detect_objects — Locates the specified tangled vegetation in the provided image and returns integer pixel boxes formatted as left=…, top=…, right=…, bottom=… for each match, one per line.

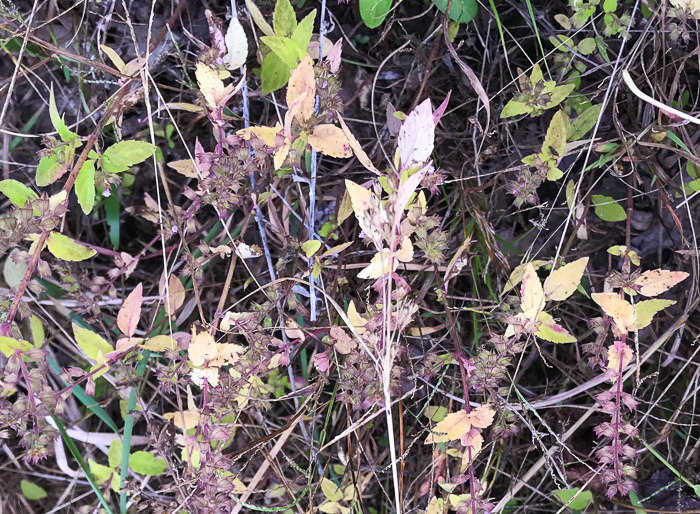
left=0, top=0, right=699, bottom=513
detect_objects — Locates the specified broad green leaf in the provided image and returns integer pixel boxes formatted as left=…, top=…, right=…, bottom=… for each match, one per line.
left=49, top=84, right=77, bottom=142
left=21, top=480, right=47, bottom=501
left=545, top=257, right=588, bottom=301
left=72, top=323, right=113, bottom=361
left=547, top=83, right=576, bottom=111
left=301, top=239, right=322, bottom=258
left=36, top=152, right=67, bottom=187
left=29, top=315, right=45, bottom=348
left=360, top=0, right=393, bottom=28
left=542, top=110, right=567, bottom=162
left=634, top=299, right=675, bottom=330
left=592, top=194, right=627, bottom=221
left=102, top=141, right=156, bottom=174
left=567, top=104, right=602, bottom=142
left=0, top=336, right=32, bottom=357
left=321, top=477, right=344, bottom=502
left=500, top=99, right=530, bottom=118
left=261, top=36, right=303, bottom=68
left=273, top=0, right=297, bottom=37
left=577, top=38, right=596, bottom=55
left=109, top=440, right=123, bottom=469
left=554, top=488, right=592, bottom=510
left=75, top=159, right=96, bottom=214
left=129, top=451, right=167, bottom=475
left=0, top=179, right=38, bottom=207
left=434, top=0, right=478, bottom=23
left=290, top=10, right=316, bottom=52
left=549, top=35, right=575, bottom=52
left=47, top=232, right=97, bottom=261
left=88, top=459, right=114, bottom=484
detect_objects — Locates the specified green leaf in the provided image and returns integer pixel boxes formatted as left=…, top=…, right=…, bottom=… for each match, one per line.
left=47, top=232, right=97, bottom=261
left=567, top=104, right=602, bottom=142
left=101, top=141, right=156, bottom=174
left=75, top=159, right=96, bottom=214
left=49, top=84, right=77, bottom=142
left=36, top=152, right=67, bottom=187
left=578, top=37, right=596, bottom=55
left=554, top=488, right=592, bottom=510
left=603, top=0, right=617, bottom=13
left=635, top=299, right=675, bottom=330
left=273, top=0, right=297, bottom=37
left=291, top=10, right=316, bottom=53
left=29, top=314, right=45, bottom=348
left=301, top=239, right=322, bottom=258
left=500, top=99, right=530, bottom=118
left=541, top=111, right=567, bottom=161
left=547, top=83, right=576, bottom=111
left=592, top=194, right=627, bottom=222
left=21, top=480, right=47, bottom=501
left=549, top=35, right=575, bottom=52
left=72, top=322, right=113, bottom=361
left=423, top=405, right=448, bottom=422
left=320, top=477, right=344, bottom=502
left=261, top=52, right=291, bottom=94
left=261, top=36, right=303, bottom=68
left=0, top=179, right=38, bottom=207
left=0, top=336, right=32, bottom=357
left=105, top=184, right=120, bottom=249
left=89, top=459, right=115, bottom=484
left=109, top=440, right=123, bottom=469
left=536, top=312, right=577, bottom=343
left=360, top=0, right=393, bottom=28
left=129, top=451, right=167, bottom=475
left=434, top=0, right=478, bottom=23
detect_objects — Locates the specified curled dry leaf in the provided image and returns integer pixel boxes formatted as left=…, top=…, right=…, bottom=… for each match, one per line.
left=160, top=274, right=186, bottom=316
left=287, top=55, right=315, bottom=121
left=117, top=283, right=142, bottom=338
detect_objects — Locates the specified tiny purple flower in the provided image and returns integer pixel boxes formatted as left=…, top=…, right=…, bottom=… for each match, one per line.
left=215, top=57, right=224, bottom=65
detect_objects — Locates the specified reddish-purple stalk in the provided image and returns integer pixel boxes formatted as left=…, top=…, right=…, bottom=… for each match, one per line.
left=16, top=350, right=39, bottom=435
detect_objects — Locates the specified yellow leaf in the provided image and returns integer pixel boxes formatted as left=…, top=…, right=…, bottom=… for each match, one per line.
left=591, top=293, right=635, bottom=333
left=520, top=263, right=544, bottom=319
left=460, top=429, right=484, bottom=469
left=425, top=410, right=471, bottom=444
left=545, top=257, right=588, bottom=301
left=358, top=249, right=394, bottom=279
left=394, top=236, right=414, bottom=262
left=167, top=159, right=199, bottom=178
left=606, top=341, right=633, bottom=379
left=142, top=335, right=178, bottom=352
left=287, top=55, right=315, bottom=121
left=468, top=405, right=495, bottom=428
left=344, top=180, right=372, bottom=218
left=188, top=330, right=217, bottom=367
left=308, top=124, right=352, bottom=158
left=338, top=114, right=381, bottom=174
left=274, top=142, right=290, bottom=169
left=633, top=269, right=689, bottom=297
left=210, top=343, right=245, bottom=367
left=117, top=283, right=142, bottom=337
left=100, top=45, right=126, bottom=73
left=237, top=124, right=282, bottom=147
left=503, top=260, right=546, bottom=294
left=347, top=301, right=367, bottom=335
left=536, top=311, right=577, bottom=343
left=223, top=16, right=248, bottom=70
left=245, top=0, right=275, bottom=36
left=321, top=477, right=344, bottom=502
left=161, top=274, right=185, bottom=316
left=196, top=62, right=236, bottom=109
left=164, top=409, right=200, bottom=432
